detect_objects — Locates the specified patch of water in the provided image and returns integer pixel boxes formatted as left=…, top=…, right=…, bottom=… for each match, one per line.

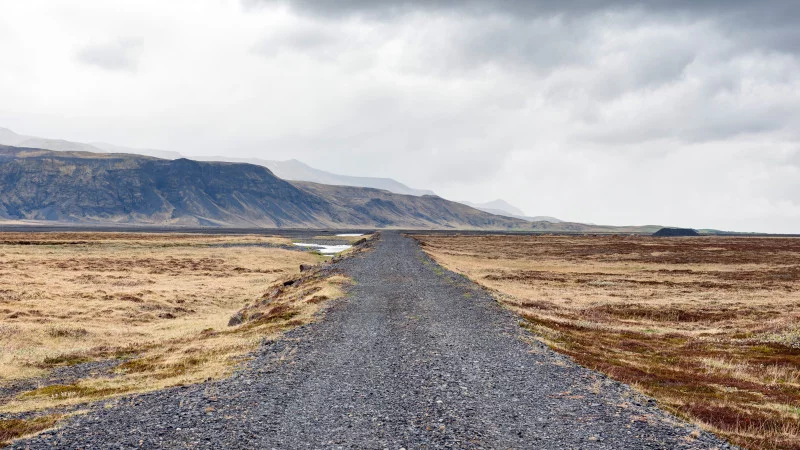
left=336, top=233, right=364, bottom=237
left=293, top=243, right=352, bottom=255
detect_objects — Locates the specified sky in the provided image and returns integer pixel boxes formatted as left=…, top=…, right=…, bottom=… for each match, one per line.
left=1, top=1, right=799, bottom=233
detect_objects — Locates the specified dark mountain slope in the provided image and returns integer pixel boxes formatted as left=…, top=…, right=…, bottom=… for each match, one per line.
left=291, top=183, right=666, bottom=233
left=0, top=146, right=331, bottom=227
left=292, top=182, right=535, bottom=229
left=0, top=146, right=533, bottom=229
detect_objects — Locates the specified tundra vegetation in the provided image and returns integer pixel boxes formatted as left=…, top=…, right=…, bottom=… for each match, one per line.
left=416, top=234, right=800, bottom=450
left=0, top=232, right=350, bottom=444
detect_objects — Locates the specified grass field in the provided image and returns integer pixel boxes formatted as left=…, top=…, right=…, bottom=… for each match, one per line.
left=0, top=232, right=350, bottom=443
left=416, top=234, right=800, bottom=450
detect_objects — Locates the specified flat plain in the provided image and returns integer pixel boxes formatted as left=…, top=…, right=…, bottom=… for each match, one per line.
left=0, top=232, right=349, bottom=444
left=5, top=232, right=729, bottom=449
left=415, top=234, right=800, bottom=449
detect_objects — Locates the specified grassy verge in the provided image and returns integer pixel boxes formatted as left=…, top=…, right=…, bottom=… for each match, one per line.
left=416, top=234, right=800, bottom=450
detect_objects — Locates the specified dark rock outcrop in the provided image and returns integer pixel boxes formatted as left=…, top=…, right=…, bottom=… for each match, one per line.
left=653, top=227, right=700, bottom=237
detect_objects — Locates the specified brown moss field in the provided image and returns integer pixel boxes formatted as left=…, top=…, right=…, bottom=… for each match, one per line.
left=415, top=234, right=800, bottom=450
left=0, top=232, right=350, bottom=443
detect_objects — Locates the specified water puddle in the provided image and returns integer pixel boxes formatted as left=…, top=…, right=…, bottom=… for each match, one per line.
left=336, top=233, right=364, bottom=237
left=293, top=243, right=352, bottom=255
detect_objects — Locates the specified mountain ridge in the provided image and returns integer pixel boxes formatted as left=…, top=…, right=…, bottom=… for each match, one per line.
left=0, top=127, right=439, bottom=197
left=0, top=145, right=535, bottom=230
left=0, top=128, right=568, bottom=222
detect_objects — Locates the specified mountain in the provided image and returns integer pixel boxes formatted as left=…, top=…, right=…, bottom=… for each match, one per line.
left=1, top=128, right=436, bottom=197
left=293, top=182, right=532, bottom=230
left=0, top=145, right=532, bottom=229
left=0, top=146, right=328, bottom=227
left=458, top=199, right=563, bottom=223
left=197, top=156, right=435, bottom=197
left=0, top=130, right=657, bottom=232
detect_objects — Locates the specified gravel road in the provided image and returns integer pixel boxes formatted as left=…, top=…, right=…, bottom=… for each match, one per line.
left=12, top=232, right=730, bottom=449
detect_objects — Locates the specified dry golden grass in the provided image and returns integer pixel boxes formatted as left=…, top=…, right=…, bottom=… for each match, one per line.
left=0, top=232, right=349, bottom=423
left=416, top=234, right=800, bottom=450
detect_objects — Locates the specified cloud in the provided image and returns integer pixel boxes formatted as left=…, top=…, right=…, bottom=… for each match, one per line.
left=252, top=24, right=338, bottom=58
left=75, top=38, right=143, bottom=72
left=249, top=1, right=800, bottom=27
left=2, top=0, right=799, bottom=232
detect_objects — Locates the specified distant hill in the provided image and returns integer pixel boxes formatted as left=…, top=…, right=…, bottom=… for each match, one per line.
left=459, top=199, right=526, bottom=216
left=293, top=182, right=532, bottom=230
left=653, top=227, right=700, bottom=237
left=458, top=199, right=563, bottom=223
left=197, top=156, right=435, bottom=197
left=0, top=145, right=533, bottom=229
left=0, top=127, right=182, bottom=160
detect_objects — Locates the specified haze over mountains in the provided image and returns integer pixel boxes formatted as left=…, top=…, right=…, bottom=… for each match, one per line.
left=0, top=127, right=182, bottom=160
left=458, top=199, right=563, bottom=223
left=196, top=156, right=436, bottom=197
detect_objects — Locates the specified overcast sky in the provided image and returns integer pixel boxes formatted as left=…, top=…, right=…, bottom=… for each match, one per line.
left=2, top=1, right=799, bottom=232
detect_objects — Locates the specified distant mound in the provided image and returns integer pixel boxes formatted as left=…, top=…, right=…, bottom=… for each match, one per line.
left=653, top=227, right=700, bottom=237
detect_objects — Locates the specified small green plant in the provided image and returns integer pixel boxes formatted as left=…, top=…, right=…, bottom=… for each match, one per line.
left=40, top=354, right=91, bottom=367
left=46, top=326, right=89, bottom=339
left=21, top=384, right=125, bottom=400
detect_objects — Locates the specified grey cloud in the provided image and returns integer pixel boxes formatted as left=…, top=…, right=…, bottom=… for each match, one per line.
left=248, top=1, right=800, bottom=24
left=245, top=1, right=674, bottom=18
left=252, top=26, right=338, bottom=58
left=416, top=16, right=593, bottom=76
left=241, top=0, right=800, bottom=156
left=75, top=38, right=143, bottom=72
left=249, top=1, right=800, bottom=58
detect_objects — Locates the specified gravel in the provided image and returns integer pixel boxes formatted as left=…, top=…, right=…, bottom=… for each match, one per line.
left=11, top=232, right=732, bottom=449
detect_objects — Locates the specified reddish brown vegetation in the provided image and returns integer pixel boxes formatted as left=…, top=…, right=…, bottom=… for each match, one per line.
left=417, top=234, right=800, bottom=450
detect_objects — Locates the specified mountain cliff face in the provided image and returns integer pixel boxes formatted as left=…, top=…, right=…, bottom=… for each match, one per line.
left=0, top=146, right=331, bottom=227
left=0, top=145, right=532, bottom=229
